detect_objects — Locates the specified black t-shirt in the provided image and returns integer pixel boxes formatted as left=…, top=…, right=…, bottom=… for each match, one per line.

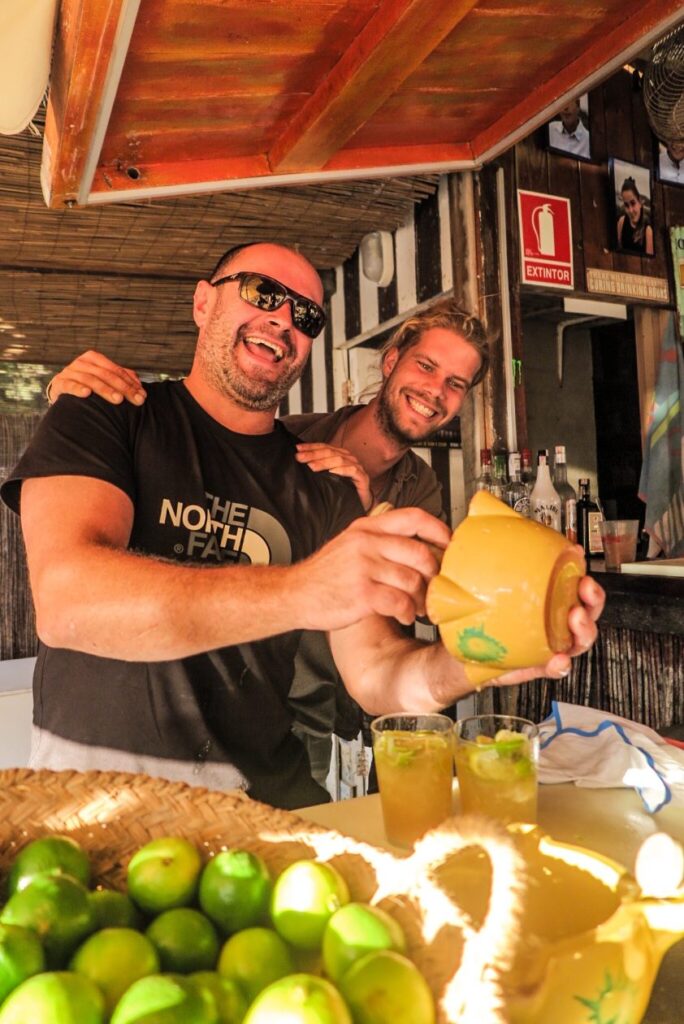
left=1, top=381, right=362, bottom=808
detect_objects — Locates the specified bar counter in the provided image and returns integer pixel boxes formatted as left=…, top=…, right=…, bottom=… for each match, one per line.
left=300, top=775, right=684, bottom=1024
left=591, top=563, right=684, bottom=636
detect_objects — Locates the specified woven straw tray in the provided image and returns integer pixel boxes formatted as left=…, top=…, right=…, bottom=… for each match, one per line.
left=0, top=769, right=524, bottom=1023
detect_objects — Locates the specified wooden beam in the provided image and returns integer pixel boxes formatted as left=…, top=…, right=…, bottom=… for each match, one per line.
left=41, top=0, right=135, bottom=208
left=90, top=154, right=275, bottom=197
left=87, top=145, right=474, bottom=202
left=325, top=142, right=473, bottom=171
left=268, top=0, right=479, bottom=174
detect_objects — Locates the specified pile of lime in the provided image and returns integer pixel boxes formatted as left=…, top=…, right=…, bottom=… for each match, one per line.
left=466, top=729, right=535, bottom=781
left=0, top=833, right=435, bottom=1023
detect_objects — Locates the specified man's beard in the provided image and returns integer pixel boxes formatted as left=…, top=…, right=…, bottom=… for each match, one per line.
left=200, top=322, right=306, bottom=411
left=375, top=380, right=445, bottom=446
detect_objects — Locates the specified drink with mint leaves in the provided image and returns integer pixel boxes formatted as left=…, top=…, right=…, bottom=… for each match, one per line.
left=454, top=714, right=539, bottom=824
left=371, top=714, right=454, bottom=848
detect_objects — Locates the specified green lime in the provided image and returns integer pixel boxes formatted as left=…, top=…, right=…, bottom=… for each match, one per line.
left=70, top=927, right=160, bottom=1015
left=0, top=971, right=105, bottom=1024
left=8, top=835, right=91, bottom=895
left=270, top=860, right=349, bottom=951
left=243, top=974, right=352, bottom=1024
left=110, top=973, right=217, bottom=1024
left=339, top=950, right=435, bottom=1024
left=0, top=872, right=96, bottom=967
left=146, top=908, right=220, bottom=973
left=127, top=837, right=202, bottom=916
left=322, top=903, right=406, bottom=982
left=90, top=888, right=145, bottom=930
left=189, top=972, right=247, bottom=1024
left=217, top=926, right=294, bottom=1003
left=0, top=922, right=45, bottom=1003
left=198, top=851, right=271, bottom=935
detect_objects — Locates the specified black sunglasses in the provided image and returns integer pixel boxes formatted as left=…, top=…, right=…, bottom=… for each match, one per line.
left=211, top=271, right=326, bottom=339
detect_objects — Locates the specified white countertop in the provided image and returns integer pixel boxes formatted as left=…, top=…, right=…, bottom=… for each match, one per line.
left=298, top=777, right=684, bottom=1024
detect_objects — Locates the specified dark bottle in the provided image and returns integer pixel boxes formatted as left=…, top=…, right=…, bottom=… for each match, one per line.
left=576, top=478, right=604, bottom=558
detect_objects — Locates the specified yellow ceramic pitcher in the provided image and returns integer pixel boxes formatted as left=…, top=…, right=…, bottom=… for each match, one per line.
left=451, top=825, right=684, bottom=1024
left=426, top=490, right=585, bottom=685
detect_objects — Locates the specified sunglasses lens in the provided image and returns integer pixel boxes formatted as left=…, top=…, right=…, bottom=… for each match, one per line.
left=239, top=273, right=325, bottom=338
left=293, top=302, right=325, bottom=338
left=240, top=274, right=285, bottom=311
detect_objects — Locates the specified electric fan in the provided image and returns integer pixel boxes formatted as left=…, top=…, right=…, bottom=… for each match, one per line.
left=642, top=24, right=684, bottom=145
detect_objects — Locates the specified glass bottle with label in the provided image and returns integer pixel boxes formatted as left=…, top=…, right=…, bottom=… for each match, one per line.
left=521, top=448, right=535, bottom=492
left=504, top=452, right=529, bottom=516
left=553, top=445, right=578, bottom=542
left=490, top=453, right=508, bottom=500
left=529, top=450, right=561, bottom=531
left=576, top=478, right=605, bottom=559
left=475, top=448, right=493, bottom=492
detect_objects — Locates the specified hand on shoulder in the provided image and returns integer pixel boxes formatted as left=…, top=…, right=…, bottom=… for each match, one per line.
left=47, top=350, right=146, bottom=407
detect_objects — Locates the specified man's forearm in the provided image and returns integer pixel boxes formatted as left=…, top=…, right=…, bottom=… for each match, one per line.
left=330, top=618, right=472, bottom=715
left=32, top=543, right=310, bottom=661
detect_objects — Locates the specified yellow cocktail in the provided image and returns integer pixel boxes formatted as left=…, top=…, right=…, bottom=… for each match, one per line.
left=371, top=714, right=454, bottom=848
left=454, top=715, right=539, bottom=824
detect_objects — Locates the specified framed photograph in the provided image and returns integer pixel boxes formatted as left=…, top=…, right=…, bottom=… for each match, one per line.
left=655, top=138, right=684, bottom=186
left=546, top=94, right=591, bottom=162
left=609, top=158, right=655, bottom=257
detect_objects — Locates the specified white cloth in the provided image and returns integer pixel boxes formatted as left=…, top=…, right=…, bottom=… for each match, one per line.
left=538, top=701, right=684, bottom=814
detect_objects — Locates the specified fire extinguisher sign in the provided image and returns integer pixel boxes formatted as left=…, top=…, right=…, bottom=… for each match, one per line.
left=517, top=189, right=573, bottom=289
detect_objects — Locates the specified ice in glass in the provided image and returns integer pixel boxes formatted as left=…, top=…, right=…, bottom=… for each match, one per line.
left=371, top=714, right=454, bottom=848
left=454, top=714, right=539, bottom=825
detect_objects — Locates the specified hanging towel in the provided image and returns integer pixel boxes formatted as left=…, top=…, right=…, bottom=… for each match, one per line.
left=538, top=701, right=684, bottom=814
left=637, top=314, right=684, bottom=557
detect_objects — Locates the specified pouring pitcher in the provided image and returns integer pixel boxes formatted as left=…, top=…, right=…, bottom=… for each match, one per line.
left=426, top=491, right=585, bottom=686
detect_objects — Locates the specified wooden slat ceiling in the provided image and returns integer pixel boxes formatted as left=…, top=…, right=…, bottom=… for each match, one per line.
left=44, top=0, right=684, bottom=208
left=0, top=120, right=438, bottom=372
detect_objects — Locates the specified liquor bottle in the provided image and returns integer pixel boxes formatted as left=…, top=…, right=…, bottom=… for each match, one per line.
left=576, top=478, right=605, bottom=559
left=490, top=453, right=508, bottom=500
left=504, top=452, right=529, bottom=516
left=529, top=450, right=561, bottom=531
left=475, top=448, right=493, bottom=492
left=520, top=448, right=535, bottom=492
left=553, top=445, right=578, bottom=542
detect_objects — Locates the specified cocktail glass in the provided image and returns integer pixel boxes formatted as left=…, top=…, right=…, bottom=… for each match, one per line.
left=370, top=713, right=454, bottom=848
left=454, top=714, right=539, bottom=825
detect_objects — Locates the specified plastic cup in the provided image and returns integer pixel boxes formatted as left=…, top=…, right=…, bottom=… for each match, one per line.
left=599, top=520, right=639, bottom=571
left=370, top=713, right=454, bottom=848
left=454, top=714, right=539, bottom=825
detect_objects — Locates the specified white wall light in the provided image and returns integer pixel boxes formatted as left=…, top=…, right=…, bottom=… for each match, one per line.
left=360, top=231, right=395, bottom=288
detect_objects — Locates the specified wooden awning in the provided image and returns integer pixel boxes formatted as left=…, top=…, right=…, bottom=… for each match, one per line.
left=42, top=0, right=683, bottom=208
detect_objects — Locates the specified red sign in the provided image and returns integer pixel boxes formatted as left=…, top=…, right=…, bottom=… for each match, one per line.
left=517, top=190, right=573, bottom=289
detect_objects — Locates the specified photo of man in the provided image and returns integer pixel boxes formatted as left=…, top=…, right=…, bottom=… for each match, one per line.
left=547, top=95, right=591, bottom=161
left=657, top=140, right=684, bottom=186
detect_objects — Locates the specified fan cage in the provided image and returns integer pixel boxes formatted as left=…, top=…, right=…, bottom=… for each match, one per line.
left=642, top=26, right=684, bottom=143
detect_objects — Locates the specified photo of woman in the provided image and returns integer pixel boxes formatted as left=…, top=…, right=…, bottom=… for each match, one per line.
left=610, top=159, right=655, bottom=257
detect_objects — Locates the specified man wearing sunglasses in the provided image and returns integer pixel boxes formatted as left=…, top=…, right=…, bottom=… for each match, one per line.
left=43, top=296, right=490, bottom=789
left=4, top=242, right=603, bottom=809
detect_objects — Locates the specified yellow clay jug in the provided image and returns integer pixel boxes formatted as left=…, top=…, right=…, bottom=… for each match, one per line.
left=426, top=490, right=585, bottom=685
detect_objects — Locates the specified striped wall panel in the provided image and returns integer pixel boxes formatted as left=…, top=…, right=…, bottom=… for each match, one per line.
left=290, top=174, right=466, bottom=528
